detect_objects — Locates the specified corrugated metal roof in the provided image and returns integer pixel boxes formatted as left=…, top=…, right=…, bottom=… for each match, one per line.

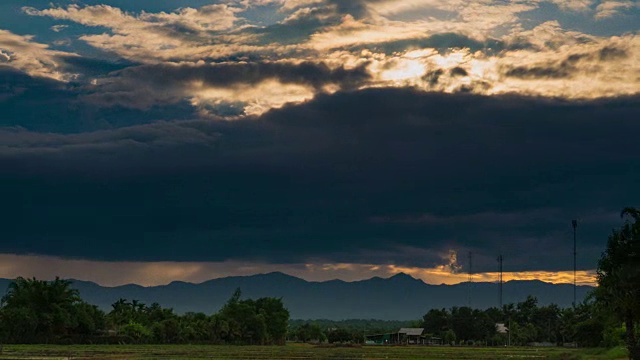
left=399, top=328, right=424, bottom=336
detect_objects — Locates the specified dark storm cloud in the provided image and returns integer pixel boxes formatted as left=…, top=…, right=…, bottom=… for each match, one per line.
left=2, top=88, right=639, bottom=272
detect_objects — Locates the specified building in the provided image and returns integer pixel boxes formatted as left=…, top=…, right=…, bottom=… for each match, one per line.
left=365, top=328, right=427, bottom=345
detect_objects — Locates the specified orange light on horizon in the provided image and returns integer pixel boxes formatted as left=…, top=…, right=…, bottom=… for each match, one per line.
left=0, top=254, right=599, bottom=287
left=377, top=264, right=597, bottom=286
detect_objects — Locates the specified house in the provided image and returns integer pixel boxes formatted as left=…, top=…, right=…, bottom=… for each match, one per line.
left=399, top=328, right=425, bottom=344
left=365, top=328, right=426, bottom=345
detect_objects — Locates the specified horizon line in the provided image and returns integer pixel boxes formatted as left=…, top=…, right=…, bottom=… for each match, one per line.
left=0, top=269, right=598, bottom=289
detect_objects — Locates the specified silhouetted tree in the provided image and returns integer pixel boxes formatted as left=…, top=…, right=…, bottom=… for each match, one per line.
left=597, top=207, right=640, bottom=359
left=0, top=277, right=98, bottom=343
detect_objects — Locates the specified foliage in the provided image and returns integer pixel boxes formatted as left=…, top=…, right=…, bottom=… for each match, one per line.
left=444, top=329, right=456, bottom=345
left=602, top=325, right=625, bottom=349
left=292, top=322, right=326, bottom=343
left=596, top=207, right=640, bottom=359
left=327, top=328, right=353, bottom=343
left=0, top=277, right=102, bottom=343
left=417, top=295, right=621, bottom=347
left=288, top=319, right=412, bottom=345
left=0, top=281, right=289, bottom=346
left=121, top=322, right=152, bottom=343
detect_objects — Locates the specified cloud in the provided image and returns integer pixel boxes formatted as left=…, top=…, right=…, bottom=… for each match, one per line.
left=18, top=1, right=640, bottom=111
left=0, top=67, right=201, bottom=132
left=51, top=25, right=68, bottom=32
left=2, top=0, right=639, bottom=282
left=0, top=51, right=10, bottom=63
left=503, top=43, right=629, bottom=80
left=24, top=4, right=256, bottom=63
left=84, top=61, right=371, bottom=115
left=547, top=0, right=594, bottom=11
left=595, top=0, right=636, bottom=19
left=24, top=4, right=243, bottom=33
left=1, top=89, right=639, bottom=272
left=0, top=29, right=79, bottom=81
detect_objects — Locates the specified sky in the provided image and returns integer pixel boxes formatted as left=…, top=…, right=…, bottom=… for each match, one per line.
left=1, top=0, right=639, bottom=287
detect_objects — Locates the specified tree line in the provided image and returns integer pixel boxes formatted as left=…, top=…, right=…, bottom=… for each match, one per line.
left=286, top=297, right=621, bottom=347
left=420, top=295, right=622, bottom=347
left=288, top=319, right=416, bottom=344
left=0, top=285, right=288, bottom=345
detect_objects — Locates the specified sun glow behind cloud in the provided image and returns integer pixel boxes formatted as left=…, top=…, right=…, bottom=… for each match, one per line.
left=191, top=79, right=315, bottom=116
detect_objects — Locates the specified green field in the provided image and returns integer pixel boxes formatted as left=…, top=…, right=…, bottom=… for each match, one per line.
left=0, top=344, right=628, bottom=360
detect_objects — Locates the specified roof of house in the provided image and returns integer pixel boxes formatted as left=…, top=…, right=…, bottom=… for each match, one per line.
left=399, top=328, right=424, bottom=336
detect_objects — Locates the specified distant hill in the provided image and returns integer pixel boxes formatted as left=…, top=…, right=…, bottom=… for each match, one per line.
left=0, top=273, right=593, bottom=320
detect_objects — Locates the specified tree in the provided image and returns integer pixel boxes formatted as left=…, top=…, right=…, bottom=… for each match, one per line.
left=216, top=289, right=288, bottom=345
left=255, top=297, right=289, bottom=345
left=597, top=207, right=640, bottom=359
left=0, top=277, right=82, bottom=343
left=108, top=298, right=148, bottom=333
left=327, top=328, right=350, bottom=343
left=444, top=329, right=456, bottom=345
left=73, top=302, right=106, bottom=336
left=422, top=308, right=449, bottom=337
left=294, top=323, right=325, bottom=343
left=120, top=322, right=151, bottom=343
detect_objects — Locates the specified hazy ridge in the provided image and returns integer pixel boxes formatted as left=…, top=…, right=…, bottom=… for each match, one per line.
left=0, top=273, right=593, bottom=320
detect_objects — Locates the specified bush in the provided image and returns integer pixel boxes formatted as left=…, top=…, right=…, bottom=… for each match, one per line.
left=120, top=322, right=152, bottom=343
left=602, top=325, right=625, bottom=348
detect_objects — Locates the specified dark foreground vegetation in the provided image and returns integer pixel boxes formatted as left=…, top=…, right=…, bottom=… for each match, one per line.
left=0, top=285, right=288, bottom=345
left=0, top=208, right=637, bottom=359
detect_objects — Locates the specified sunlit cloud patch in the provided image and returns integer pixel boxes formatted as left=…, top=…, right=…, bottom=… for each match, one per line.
left=0, top=0, right=633, bottom=116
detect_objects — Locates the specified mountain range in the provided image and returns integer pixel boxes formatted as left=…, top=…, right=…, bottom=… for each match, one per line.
left=0, top=273, right=594, bottom=320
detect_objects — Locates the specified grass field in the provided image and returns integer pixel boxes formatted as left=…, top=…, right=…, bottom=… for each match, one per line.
left=0, top=344, right=628, bottom=360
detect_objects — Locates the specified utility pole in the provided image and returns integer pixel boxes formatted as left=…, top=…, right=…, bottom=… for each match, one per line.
left=467, top=251, right=473, bottom=308
left=497, top=254, right=503, bottom=308
left=572, top=219, right=577, bottom=307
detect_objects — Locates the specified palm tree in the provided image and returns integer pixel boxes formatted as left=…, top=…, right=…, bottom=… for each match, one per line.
left=1, top=277, right=80, bottom=342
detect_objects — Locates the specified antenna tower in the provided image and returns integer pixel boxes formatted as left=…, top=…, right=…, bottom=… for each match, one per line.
left=572, top=220, right=577, bottom=307
left=468, top=251, right=473, bottom=308
left=497, top=254, right=503, bottom=308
